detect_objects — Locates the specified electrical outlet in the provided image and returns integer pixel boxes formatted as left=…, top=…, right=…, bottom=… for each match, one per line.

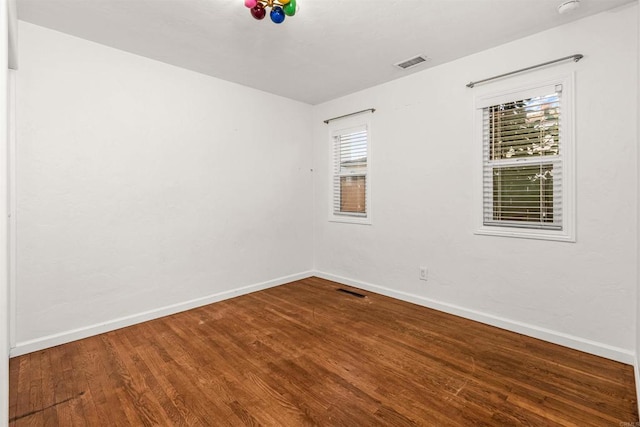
left=419, top=267, right=428, bottom=281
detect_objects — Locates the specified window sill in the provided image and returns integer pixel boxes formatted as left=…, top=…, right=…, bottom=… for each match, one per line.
left=475, top=226, right=575, bottom=242
left=329, top=215, right=372, bottom=225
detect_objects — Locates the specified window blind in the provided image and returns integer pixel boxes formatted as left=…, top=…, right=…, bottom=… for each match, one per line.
left=332, top=126, right=368, bottom=217
left=482, top=87, right=563, bottom=230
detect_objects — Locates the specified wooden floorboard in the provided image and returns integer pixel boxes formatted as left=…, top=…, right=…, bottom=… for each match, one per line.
left=9, top=276, right=638, bottom=426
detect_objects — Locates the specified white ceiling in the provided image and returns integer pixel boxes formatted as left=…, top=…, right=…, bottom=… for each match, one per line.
left=17, top=0, right=636, bottom=105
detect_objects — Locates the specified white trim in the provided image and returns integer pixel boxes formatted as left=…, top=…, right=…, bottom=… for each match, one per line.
left=637, top=1, right=640, bottom=416
left=474, top=74, right=576, bottom=243
left=9, top=269, right=636, bottom=366
left=313, top=271, right=634, bottom=365
left=7, top=69, right=15, bottom=350
left=0, top=1, right=9, bottom=425
left=10, top=271, right=314, bottom=357
left=328, top=115, right=373, bottom=225
left=636, top=3, right=640, bottom=417
left=6, top=0, right=14, bottom=70
left=474, top=227, right=576, bottom=242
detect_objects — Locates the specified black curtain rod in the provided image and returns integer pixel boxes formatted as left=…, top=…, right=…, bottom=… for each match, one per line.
left=466, top=54, right=583, bottom=88
left=324, top=108, right=376, bottom=124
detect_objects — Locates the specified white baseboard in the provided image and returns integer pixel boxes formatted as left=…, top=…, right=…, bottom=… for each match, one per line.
left=314, top=271, right=635, bottom=365
left=11, top=270, right=635, bottom=365
left=10, top=271, right=314, bottom=357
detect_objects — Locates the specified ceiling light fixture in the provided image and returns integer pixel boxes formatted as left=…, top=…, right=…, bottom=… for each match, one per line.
left=557, top=0, right=580, bottom=14
left=244, top=0, right=298, bottom=24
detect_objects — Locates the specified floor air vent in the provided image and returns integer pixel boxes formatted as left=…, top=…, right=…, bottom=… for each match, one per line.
left=337, top=288, right=366, bottom=298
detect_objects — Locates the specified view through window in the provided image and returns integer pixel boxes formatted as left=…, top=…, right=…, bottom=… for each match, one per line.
left=331, top=125, right=369, bottom=222
left=483, top=90, right=562, bottom=230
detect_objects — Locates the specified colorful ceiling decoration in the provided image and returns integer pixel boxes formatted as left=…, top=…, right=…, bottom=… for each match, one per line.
left=244, top=0, right=298, bottom=24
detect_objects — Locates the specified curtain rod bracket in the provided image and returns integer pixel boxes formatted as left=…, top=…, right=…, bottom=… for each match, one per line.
left=324, top=108, right=376, bottom=124
left=466, top=54, right=583, bottom=88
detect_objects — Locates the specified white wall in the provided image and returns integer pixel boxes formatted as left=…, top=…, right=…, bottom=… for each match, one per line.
left=1, top=0, right=9, bottom=423
left=313, top=6, right=638, bottom=363
left=13, top=21, right=313, bottom=353
left=11, top=4, right=640, bottom=368
left=636, top=0, right=640, bottom=411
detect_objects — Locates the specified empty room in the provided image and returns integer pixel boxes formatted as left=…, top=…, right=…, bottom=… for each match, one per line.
left=1, top=0, right=640, bottom=425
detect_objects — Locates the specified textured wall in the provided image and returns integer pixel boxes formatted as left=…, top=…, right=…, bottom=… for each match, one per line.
left=15, top=21, right=313, bottom=345
left=12, top=6, right=640, bottom=365
left=313, top=6, right=638, bottom=361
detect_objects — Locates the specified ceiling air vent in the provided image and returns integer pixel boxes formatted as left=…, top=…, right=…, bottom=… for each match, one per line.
left=394, top=55, right=430, bottom=70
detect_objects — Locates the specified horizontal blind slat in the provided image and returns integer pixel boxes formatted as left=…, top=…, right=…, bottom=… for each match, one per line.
left=482, top=90, right=562, bottom=230
left=333, top=128, right=369, bottom=217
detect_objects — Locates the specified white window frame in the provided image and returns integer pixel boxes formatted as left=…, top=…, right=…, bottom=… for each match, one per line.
left=474, top=74, right=576, bottom=242
left=328, top=116, right=372, bottom=225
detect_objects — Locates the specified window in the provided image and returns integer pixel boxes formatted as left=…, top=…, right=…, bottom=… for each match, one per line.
left=329, top=122, right=371, bottom=224
left=475, top=76, right=575, bottom=241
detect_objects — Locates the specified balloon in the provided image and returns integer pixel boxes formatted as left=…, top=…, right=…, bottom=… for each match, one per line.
left=279, top=0, right=290, bottom=4
left=270, top=6, right=285, bottom=23
left=283, top=0, right=296, bottom=16
left=250, top=3, right=266, bottom=19
left=244, top=0, right=257, bottom=8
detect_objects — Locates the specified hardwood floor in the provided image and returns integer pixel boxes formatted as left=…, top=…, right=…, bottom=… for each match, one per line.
left=9, top=277, right=638, bottom=426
